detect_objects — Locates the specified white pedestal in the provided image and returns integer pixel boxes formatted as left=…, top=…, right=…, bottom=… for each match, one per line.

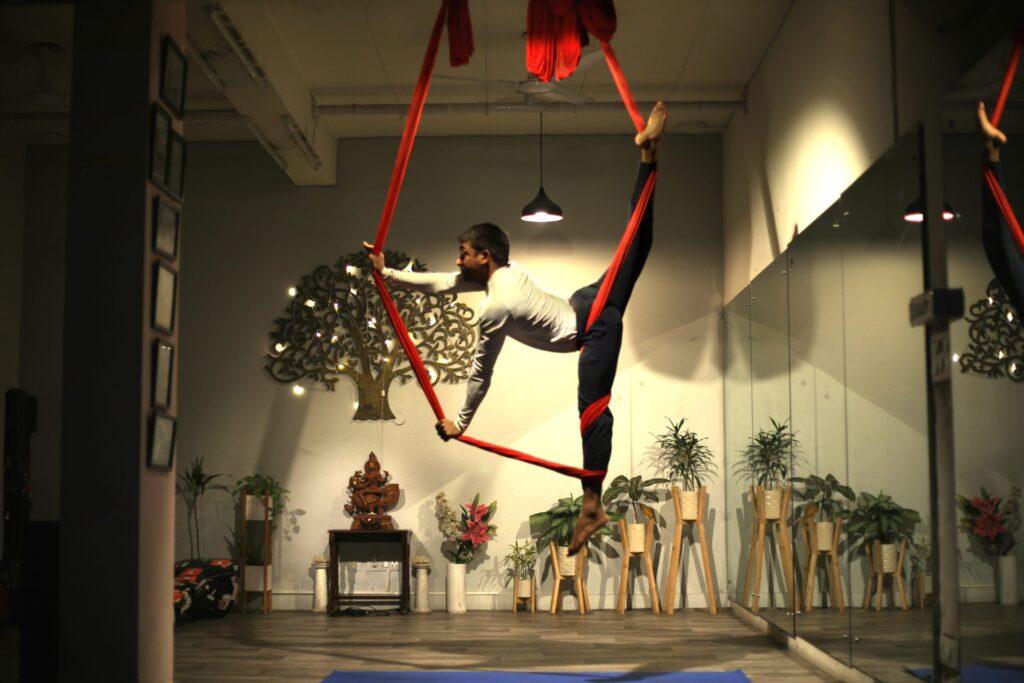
left=312, top=563, right=328, bottom=613
left=414, top=565, right=431, bottom=613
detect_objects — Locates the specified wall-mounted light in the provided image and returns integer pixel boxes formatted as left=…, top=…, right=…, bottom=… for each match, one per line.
left=521, top=112, right=563, bottom=223
left=903, top=197, right=957, bottom=223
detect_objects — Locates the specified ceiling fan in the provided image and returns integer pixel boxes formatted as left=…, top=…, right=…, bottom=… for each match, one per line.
left=434, top=48, right=604, bottom=107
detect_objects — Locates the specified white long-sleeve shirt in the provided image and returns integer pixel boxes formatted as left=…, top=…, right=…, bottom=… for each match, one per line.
left=381, top=262, right=577, bottom=431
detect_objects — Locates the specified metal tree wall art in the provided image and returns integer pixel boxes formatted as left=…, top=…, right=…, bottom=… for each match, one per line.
left=958, top=278, right=1024, bottom=382
left=265, top=250, right=477, bottom=420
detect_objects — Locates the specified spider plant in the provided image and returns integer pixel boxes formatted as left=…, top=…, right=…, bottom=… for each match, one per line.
left=647, top=417, right=716, bottom=490
left=732, top=418, right=802, bottom=489
left=176, top=458, right=229, bottom=560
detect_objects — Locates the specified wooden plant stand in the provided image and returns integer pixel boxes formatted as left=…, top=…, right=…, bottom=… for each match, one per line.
left=511, top=575, right=537, bottom=613
left=799, top=506, right=845, bottom=613
left=240, top=493, right=272, bottom=614
left=616, top=518, right=660, bottom=615
left=740, top=485, right=799, bottom=614
left=862, top=539, right=909, bottom=611
left=548, top=542, right=590, bottom=614
left=662, top=486, right=717, bottom=614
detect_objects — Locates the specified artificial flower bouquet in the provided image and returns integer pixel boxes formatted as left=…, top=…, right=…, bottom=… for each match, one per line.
left=435, top=491, right=497, bottom=564
left=957, top=486, right=1021, bottom=557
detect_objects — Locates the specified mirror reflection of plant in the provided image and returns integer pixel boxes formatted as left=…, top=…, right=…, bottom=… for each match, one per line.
left=602, top=475, right=671, bottom=524
left=176, top=458, right=230, bottom=561
left=792, top=473, right=854, bottom=522
left=957, top=485, right=1021, bottom=557
left=840, top=491, right=921, bottom=549
left=529, top=493, right=618, bottom=549
left=733, top=418, right=803, bottom=489
left=646, top=417, right=716, bottom=490
left=501, top=540, right=538, bottom=584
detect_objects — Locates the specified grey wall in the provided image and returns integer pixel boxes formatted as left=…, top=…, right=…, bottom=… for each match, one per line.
left=179, top=133, right=726, bottom=609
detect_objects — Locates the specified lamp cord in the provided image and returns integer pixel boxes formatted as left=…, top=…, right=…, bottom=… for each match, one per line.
left=539, top=111, right=544, bottom=187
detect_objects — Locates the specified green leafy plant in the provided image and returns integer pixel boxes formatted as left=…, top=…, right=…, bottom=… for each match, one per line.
left=501, top=540, right=538, bottom=582
left=233, top=474, right=289, bottom=520
left=733, top=418, right=802, bottom=489
left=176, top=458, right=229, bottom=560
left=910, top=534, right=932, bottom=574
left=792, top=473, right=855, bottom=522
left=957, top=485, right=1021, bottom=557
left=529, top=493, right=618, bottom=548
left=647, top=417, right=717, bottom=490
left=841, top=491, right=921, bottom=549
left=602, top=475, right=671, bottom=523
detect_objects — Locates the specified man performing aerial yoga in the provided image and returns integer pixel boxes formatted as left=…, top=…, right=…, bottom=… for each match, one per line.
left=364, top=101, right=667, bottom=556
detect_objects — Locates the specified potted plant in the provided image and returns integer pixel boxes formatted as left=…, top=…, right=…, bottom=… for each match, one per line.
left=435, top=492, right=497, bottom=613
left=602, top=475, right=670, bottom=553
left=233, top=474, right=289, bottom=592
left=958, top=485, right=1021, bottom=606
left=792, top=473, right=855, bottom=551
left=910, top=534, right=933, bottom=606
left=176, top=458, right=230, bottom=560
left=733, top=418, right=801, bottom=520
left=841, top=491, right=921, bottom=574
left=647, top=417, right=716, bottom=521
left=502, top=540, right=538, bottom=599
left=530, top=493, right=616, bottom=577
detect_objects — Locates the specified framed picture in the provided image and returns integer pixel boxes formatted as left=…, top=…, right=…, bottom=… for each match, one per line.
left=152, top=261, right=177, bottom=334
left=153, top=340, right=174, bottom=409
left=166, top=130, right=186, bottom=201
left=153, top=196, right=180, bottom=259
left=149, top=413, right=176, bottom=469
left=160, top=35, right=188, bottom=119
left=150, top=105, right=171, bottom=187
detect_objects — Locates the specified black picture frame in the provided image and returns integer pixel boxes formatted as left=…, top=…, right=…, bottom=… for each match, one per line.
left=166, top=130, right=186, bottom=201
left=153, top=340, right=174, bottom=409
left=159, top=35, right=188, bottom=119
left=152, top=261, right=178, bottom=334
left=153, top=195, right=180, bottom=260
left=149, top=413, right=176, bottom=469
left=150, top=105, right=171, bottom=187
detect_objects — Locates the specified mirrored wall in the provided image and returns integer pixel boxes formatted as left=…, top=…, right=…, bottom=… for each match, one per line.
left=724, top=132, right=939, bottom=679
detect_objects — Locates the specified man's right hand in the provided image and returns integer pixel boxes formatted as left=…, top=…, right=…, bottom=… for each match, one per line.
left=978, top=101, right=1007, bottom=163
left=362, top=242, right=385, bottom=273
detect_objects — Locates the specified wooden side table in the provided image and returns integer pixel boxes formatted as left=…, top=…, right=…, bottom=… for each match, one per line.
left=327, top=529, right=411, bottom=614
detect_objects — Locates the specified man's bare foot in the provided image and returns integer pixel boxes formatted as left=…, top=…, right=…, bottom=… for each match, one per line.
left=568, top=490, right=609, bottom=556
left=978, top=101, right=1007, bottom=162
left=635, top=101, right=667, bottom=148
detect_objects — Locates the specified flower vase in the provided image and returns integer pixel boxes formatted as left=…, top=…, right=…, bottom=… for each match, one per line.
left=446, top=562, right=467, bottom=613
left=312, top=559, right=328, bottom=613
left=999, top=554, right=1019, bottom=607
left=413, top=563, right=431, bottom=613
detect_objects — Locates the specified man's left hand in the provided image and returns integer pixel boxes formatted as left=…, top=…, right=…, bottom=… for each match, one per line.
left=436, top=419, right=461, bottom=441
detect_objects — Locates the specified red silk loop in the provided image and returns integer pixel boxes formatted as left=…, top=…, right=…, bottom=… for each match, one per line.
left=983, top=30, right=1024, bottom=257
left=369, top=0, right=653, bottom=480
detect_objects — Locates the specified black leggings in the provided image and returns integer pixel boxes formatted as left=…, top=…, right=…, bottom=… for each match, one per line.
left=982, top=161, right=1024, bottom=313
left=569, top=161, right=656, bottom=486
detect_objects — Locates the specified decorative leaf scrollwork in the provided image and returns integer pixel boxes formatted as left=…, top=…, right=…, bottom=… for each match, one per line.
left=958, top=278, right=1024, bottom=382
left=265, top=250, right=478, bottom=420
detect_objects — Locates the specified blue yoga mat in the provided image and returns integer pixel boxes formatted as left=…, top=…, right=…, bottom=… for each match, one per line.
left=323, top=672, right=751, bottom=682
left=909, top=666, right=1024, bottom=682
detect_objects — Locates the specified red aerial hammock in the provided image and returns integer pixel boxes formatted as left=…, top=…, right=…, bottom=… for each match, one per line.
left=369, top=0, right=657, bottom=481
left=983, top=30, right=1024, bottom=257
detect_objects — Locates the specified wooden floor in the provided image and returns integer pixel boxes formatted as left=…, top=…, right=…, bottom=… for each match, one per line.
left=174, top=609, right=836, bottom=682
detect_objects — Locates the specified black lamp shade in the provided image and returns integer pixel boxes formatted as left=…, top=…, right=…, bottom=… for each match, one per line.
left=521, top=185, right=564, bottom=223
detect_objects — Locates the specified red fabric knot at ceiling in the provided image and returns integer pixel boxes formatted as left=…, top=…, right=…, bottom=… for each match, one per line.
left=984, top=30, right=1024, bottom=257
left=367, top=0, right=655, bottom=481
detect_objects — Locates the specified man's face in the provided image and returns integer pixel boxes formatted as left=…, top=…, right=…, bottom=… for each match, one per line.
left=457, top=241, right=489, bottom=283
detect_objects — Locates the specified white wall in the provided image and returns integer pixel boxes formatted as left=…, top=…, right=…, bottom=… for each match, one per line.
left=178, top=133, right=727, bottom=610
left=722, top=0, right=962, bottom=302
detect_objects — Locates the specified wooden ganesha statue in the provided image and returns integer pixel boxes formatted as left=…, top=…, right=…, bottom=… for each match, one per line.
left=344, top=452, right=400, bottom=530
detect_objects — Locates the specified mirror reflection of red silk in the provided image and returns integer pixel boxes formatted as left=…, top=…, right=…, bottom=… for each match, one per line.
left=984, top=34, right=1024, bottom=256
left=368, top=0, right=655, bottom=480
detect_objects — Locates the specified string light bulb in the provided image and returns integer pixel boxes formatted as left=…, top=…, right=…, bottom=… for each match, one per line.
left=288, top=286, right=297, bottom=297
left=292, top=385, right=305, bottom=396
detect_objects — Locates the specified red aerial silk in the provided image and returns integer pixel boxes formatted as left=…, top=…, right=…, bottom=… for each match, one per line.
left=370, top=0, right=657, bottom=481
left=983, top=33, right=1024, bottom=256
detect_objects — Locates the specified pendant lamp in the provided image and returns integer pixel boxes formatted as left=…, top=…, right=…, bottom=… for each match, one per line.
left=521, top=112, right=563, bottom=223
left=903, top=197, right=958, bottom=223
